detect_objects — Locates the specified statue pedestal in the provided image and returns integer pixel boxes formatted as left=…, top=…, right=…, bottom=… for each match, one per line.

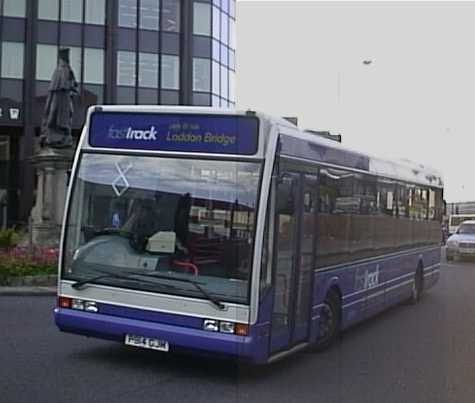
left=30, top=147, right=74, bottom=247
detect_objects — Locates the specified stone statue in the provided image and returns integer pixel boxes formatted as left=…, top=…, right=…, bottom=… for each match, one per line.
left=40, top=48, right=78, bottom=149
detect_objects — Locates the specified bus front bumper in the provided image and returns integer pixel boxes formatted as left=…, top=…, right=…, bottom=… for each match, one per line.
left=54, top=308, right=262, bottom=362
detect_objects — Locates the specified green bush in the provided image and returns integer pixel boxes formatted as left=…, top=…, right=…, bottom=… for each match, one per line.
left=0, top=228, right=20, bottom=248
left=0, top=254, right=57, bottom=285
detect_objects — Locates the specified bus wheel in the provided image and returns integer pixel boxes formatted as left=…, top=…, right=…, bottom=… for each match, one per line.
left=314, top=290, right=341, bottom=351
left=409, top=268, right=423, bottom=305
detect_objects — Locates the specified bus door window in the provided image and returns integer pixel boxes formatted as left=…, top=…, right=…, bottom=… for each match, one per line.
left=292, top=174, right=317, bottom=342
left=269, top=171, right=298, bottom=351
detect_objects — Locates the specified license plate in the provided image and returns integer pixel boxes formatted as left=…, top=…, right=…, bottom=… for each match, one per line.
left=125, top=334, right=169, bottom=352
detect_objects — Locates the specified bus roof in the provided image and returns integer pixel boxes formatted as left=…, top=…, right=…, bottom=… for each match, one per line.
left=82, top=105, right=444, bottom=188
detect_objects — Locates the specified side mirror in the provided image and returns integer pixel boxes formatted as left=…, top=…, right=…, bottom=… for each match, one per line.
left=276, top=175, right=295, bottom=215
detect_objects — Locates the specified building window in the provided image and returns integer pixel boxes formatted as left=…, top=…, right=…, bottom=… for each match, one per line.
left=229, top=18, right=236, bottom=49
left=119, top=0, right=137, bottom=28
left=69, top=46, right=82, bottom=83
left=221, top=44, right=228, bottom=67
left=140, top=0, right=160, bottom=31
left=84, top=48, right=104, bottom=84
left=194, top=2, right=211, bottom=36
left=139, top=52, right=159, bottom=88
left=85, top=0, right=105, bottom=25
left=229, top=70, right=235, bottom=102
left=1, top=42, right=24, bottom=79
left=193, top=58, right=210, bottom=92
left=117, top=51, right=136, bottom=86
left=212, top=61, right=219, bottom=94
left=161, top=55, right=179, bottom=90
left=162, top=0, right=180, bottom=32
left=220, top=66, right=228, bottom=99
left=61, top=0, right=83, bottom=23
left=230, top=0, right=235, bottom=18
left=3, top=0, right=26, bottom=18
left=212, top=40, right=220, bottom=61
left=220, top=12, right=228, bottom=45
left=221, top=0, right=229, bottom=14
left=36, top=44, right=58, bottom=81
left=212, top=7, right=220, bottom=40
left=229, top=49, right=235, bottom=70
left=38, top=0, right=59, bottom=21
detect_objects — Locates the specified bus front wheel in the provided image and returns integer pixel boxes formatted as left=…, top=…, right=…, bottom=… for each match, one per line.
left=314, top=289, right=341, bottom=351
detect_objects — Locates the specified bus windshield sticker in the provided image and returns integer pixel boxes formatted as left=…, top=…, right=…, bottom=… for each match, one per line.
left=88, top=112, right=259, bottom=155
left=146, top=231, right=176, bottom=254
left=112, top=161, right=132, bottom=197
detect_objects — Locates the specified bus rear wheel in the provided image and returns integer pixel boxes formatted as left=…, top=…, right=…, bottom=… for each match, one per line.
left=314, top=290, right=341, bottom=351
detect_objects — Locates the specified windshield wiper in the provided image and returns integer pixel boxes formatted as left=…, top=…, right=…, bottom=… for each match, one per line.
left=124, top=271, right=226, bottom=311
left=71, top=271, right=178, bottom=291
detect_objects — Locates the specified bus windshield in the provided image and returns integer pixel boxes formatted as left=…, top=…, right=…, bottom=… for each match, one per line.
left=62, top=153, right=262, bottom=304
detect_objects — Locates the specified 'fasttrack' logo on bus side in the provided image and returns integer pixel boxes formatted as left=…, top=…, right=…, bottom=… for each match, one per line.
left=108, top=125, right=158, bottom=141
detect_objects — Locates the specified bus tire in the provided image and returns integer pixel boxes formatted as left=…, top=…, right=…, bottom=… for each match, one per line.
left=409, top=267, right=424, bottom=305
left=313, top=289, right=341, bottom=351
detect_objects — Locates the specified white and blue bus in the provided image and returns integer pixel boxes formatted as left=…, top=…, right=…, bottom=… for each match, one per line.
left=55, top=106, right=444, bottom=364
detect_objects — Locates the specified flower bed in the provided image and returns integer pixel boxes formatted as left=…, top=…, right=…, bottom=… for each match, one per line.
left=0, top=246, right=58, bottom=286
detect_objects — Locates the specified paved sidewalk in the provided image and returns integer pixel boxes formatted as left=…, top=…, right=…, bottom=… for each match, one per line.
left=0, top=286, right=56, bottom=296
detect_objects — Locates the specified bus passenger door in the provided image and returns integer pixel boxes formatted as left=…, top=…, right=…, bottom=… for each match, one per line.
left=269, top=172, right=316, bottom=353
left=269, top=172, right=299, bottom=352
left=291, top=174, right=317, bottom=344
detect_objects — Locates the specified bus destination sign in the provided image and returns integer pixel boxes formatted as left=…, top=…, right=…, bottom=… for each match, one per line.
left=88, top=112, right=259, bottom=155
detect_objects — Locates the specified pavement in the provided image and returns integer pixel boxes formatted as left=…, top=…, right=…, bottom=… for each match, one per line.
left=2, top=259, right=474, bottom=403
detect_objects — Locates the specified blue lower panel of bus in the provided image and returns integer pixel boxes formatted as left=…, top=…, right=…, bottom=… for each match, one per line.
left=54, top=308, right=261, bottom=361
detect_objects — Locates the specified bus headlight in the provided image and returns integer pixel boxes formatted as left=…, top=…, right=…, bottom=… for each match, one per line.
left=219, top=321, right=235, bottom=334
left=203, top=319, right=219, bottom=332
left=202, top=320, right=249, bottom=335
left=71, top=298, right=85, bottom=310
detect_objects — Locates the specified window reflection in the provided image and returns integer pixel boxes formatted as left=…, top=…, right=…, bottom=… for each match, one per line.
left=1, top=42, right=24, bottom=79
left=212, top=6, right=220, bottom=40
left=194, top=2, right=211, bottom=36
left=220, top=12, right=228, bottom=44
left=139, top=52, right=159, bottom=88
left=36, top=44, right=58, bottom=81
left=162, top=0, right=180, bottom=32
left=84, top=48, right=104, bottom=84
left=3, top=0, right=26, bottom=18
left=140, top=0, right=160, bottom=30
left=85, top=0, right=106, bottom=25
left=68, top=46, right=82, bottom=83
left=61, top=0, right=83, bottom=23
left=193, top=58, right=211, bottom=92
left=117, top=51, right=136, bottom=86
left=38, top=0, right=59, bottom=21
left=161, top=55, right=179, bottom=90
left=119, top=0, right=137, bottom=28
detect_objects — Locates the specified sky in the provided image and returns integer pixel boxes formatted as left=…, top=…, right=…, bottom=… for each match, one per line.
left=236, top=1, right=475, bottom=202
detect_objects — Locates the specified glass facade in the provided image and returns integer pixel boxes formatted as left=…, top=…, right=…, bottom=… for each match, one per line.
left=0, top=0, right=237, bottom=227
left=203, top=0, right=236, bottom=107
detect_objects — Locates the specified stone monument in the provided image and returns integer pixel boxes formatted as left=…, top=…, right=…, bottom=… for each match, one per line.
left=30, top=48, right=78, bottom=246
